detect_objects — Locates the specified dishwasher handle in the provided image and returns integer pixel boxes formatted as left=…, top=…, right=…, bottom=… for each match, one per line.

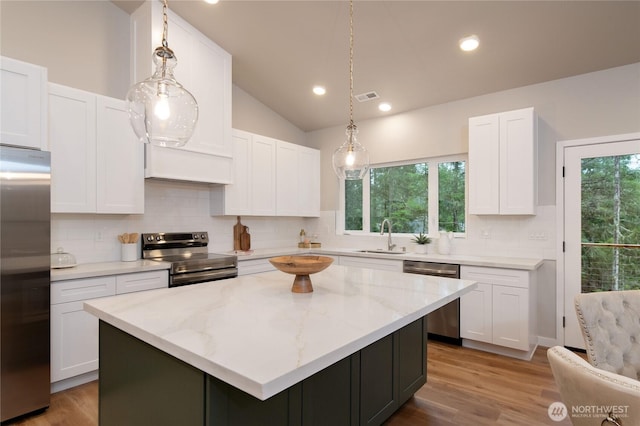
left=402, top=261, right=460, bottom=278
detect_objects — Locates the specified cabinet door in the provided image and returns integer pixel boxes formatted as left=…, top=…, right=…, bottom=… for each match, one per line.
left=252, top=135, right=277, bottom=215
left=116, top=270, right=168, bottom=294
left=397, top=318, right=426, bottom=404
left=468, top=113, right=499, bottom=214
left=499, top=107, right=536, bottom=215
left=51, top=300, right=99, bottom=382
left=459, top=282, right=493, bottom=344
left=360, top=334, right=396, bottom=425
left=49, top=83, right=97, bottom=213
left=1, top=57, right=47, bottom=150
left=223, top=130, right=252, bottom=215
left=276, top=140, right=300, bottom=216
left=298, top=146, right=321, bottom=217
left=492, top=284, right=530, bottom=351
left=96, top=96, right=144, bottom=214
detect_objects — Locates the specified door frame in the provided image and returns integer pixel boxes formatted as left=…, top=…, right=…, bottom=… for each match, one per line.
left=555, top=132, right=640, bottom=347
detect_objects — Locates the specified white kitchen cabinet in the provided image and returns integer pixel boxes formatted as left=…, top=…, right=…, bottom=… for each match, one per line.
left=211, top=130, right=319, bottom=217
left=210, top=130, right=276, bottom=216
left=50, top=276, right=116, bottom=383
left=51, top=271, right=168, bottom=389
left=468, top=107, right=537, bottom=215
left=339, top=256, right=403, bottom=272
left=0, top=56, right=47, bottom=150
left=460, top=266, right=536, bottom=356
left=49, top=83, right=143, bottom=214
left=131, top=1, right=233, bottom=184
left=276, top=140, right=321, bottom=217
left=237, top=258, right=277, bottom=276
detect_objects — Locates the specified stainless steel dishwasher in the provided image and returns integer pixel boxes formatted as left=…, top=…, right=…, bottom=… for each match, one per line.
left=403, top=260, right=461, bottom=345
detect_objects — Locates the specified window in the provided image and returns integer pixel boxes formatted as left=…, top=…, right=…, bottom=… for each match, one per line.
left=342, top=156, right=466, bottom=236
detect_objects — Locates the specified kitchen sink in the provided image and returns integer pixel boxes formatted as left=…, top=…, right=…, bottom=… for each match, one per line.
left=355, top=249, right=404, bottom=255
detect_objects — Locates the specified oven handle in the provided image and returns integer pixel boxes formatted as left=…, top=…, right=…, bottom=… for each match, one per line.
left=171, top=268, right=238, bottom=286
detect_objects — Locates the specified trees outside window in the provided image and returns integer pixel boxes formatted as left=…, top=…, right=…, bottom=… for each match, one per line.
left=343, top=157, right=466, bottom=237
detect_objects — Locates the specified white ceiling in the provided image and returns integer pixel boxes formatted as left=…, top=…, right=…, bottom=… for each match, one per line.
left=113, top=1, right=640, bottom=132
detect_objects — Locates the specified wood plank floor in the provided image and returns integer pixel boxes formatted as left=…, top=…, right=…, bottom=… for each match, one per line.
left=7, top=341, right=573, bottom=425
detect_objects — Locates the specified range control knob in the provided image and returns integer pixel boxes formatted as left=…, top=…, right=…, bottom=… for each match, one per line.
left=194, top=234, right=199, bottom=239
left=146, top=236, right=154, bottom=242
left=156, top=236, right=162, bottom=241
left=200, top=234, right=206, bottom=239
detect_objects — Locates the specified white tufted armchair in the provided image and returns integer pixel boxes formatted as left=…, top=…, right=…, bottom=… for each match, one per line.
left=548, top=346, right=640, bottom=426
left=574, top=290, right=640, bottom=381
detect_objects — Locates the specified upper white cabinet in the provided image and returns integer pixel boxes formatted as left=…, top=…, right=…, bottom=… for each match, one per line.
left=468, top=107, right=537, bottom=215
left=49, top=83, right=143, bottom=214
left=130, top=1, right=233, bottom=184
left=211, top=130, right=320, bottom=217
left=0, top=56, right=47, bottom=150
left=210, top=129, right=276, bottom=216
left=276, top=140, right=321, bottom=216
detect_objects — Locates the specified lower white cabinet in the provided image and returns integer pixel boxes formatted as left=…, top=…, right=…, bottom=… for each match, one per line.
left=338, top=256, right=403, bottom=272
left=51, top=270, right=168, bottom=387
left=460, top=266, right=536, bottom=353
left=237, top=258, right=277, bottom=276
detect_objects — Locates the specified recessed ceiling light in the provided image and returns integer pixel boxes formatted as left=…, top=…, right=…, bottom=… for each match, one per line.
left=313, top=86, right=326, bottom=96
left=204, top=0, right=219, bottom=4
left=459, top=35, right=479, bottom=52
left=378, top=102, right=392, bottom=112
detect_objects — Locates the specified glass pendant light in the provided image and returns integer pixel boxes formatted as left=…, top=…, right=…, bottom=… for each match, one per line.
left=332, top=0, right=370, bottom=180
left=126, top=0, right=198, bottom=147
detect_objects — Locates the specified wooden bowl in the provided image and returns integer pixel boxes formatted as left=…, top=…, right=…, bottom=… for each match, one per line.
left=268, top=255, right=334, bottom=293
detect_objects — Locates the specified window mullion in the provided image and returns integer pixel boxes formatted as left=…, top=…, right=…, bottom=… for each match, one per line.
left=428, top=161, right=439, bottom=237
left=362, top=174, right=371, bottom=232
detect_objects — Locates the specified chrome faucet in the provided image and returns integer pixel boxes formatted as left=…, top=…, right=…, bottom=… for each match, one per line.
left=380, top=218, right=396, bottom=251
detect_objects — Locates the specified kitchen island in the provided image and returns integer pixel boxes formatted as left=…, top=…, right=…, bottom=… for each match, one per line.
left=84, top=264, right=476, bottom=426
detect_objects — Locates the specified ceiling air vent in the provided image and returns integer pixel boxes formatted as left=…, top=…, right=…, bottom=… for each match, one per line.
left=354, top=91, right=380, bottom=102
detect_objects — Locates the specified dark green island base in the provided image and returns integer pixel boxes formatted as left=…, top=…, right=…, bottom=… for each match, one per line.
left=99, top=316, right=427, bottom=426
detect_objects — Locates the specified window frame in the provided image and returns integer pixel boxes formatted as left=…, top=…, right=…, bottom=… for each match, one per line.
left=337, top=154, right=468, bottom=238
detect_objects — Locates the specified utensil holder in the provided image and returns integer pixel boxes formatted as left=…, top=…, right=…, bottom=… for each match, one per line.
left=121, top=243, right=138, bottom=262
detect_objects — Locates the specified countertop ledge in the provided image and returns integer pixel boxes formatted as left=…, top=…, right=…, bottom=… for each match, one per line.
left=223, top=247, right=544, bottom=271
left=51, top=260, right=171, bottom=282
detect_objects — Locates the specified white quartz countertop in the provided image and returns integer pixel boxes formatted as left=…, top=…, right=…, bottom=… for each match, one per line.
left=227, top=247, right=543, bottom=271
left=84, top=264, right=476, bottom=400
left=51, top=260, right=171, bottom=282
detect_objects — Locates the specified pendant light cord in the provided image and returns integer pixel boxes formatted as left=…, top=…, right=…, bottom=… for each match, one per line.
left=162, top=0, right=169, bottom=49
left=348, top=0, right=354, bottom=128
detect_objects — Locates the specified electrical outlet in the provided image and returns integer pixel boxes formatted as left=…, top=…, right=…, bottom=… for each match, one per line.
left=95, top=231, right=104, bottom=242
left=528, top=231, right=547, bottom=240
left=481, top=229, right=491, bottom=239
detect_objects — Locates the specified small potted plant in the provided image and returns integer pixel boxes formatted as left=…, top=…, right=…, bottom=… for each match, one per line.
left=411, top=233, right=431, bottom=254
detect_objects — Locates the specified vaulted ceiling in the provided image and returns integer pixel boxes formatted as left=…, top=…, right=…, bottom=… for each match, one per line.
left=113, top=1, right=640, bottom=132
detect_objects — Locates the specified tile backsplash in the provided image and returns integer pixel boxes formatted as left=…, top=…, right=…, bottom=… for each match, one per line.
left=52, top=179, right=310, bottom=264
left=52, top=179, right=556, bottom=265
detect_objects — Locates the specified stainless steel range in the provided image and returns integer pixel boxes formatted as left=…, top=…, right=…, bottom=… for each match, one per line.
left=142, top=232, right=237, bottom=287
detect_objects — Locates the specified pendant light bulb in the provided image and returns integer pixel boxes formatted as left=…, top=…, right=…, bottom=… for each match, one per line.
left=332, top=123, right=369, bottom=180
left=332, top=0, right=369, bottom=180
left=126, top=0, right=198, bottom=148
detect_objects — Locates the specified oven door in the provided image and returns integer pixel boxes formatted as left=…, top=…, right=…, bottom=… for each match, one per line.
left=170, top=268, right=238, bottom=287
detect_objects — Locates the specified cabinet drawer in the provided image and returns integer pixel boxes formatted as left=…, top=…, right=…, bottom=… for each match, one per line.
left=339, top=256, right=403, bottom=272
left=116, top=270, right=168, bottom=294
left=51, top=276, right=116, bottom=304
left=460, top=266, right=529, bottom=289
left=238, top=258, right=276, bottom=276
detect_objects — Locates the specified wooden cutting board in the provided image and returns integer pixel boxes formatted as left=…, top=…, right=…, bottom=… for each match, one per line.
left=240, top=226, right=251, bottom=251
left=233, top=216, right=243, bottom=250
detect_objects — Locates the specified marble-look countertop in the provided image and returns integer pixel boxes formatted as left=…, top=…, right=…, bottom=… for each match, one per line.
left=84, top=264, right=476, bottom=400
left=226, top=247, right=543, bottom=271
left=51, top=260, right=171, bottom=282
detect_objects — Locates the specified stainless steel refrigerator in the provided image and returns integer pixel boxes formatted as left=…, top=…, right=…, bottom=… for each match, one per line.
left=0, top=145, right=51, bottom=422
